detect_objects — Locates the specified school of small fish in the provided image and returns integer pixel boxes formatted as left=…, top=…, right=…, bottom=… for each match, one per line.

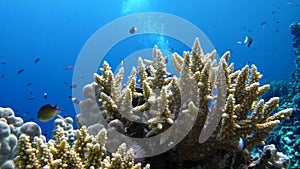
left=1, top=3, right=297, bottom=124
left=0, top=57, right=81, bottom=121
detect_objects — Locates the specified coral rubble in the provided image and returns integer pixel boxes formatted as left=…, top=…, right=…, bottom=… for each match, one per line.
left=77, top=37, right=292, bottom=168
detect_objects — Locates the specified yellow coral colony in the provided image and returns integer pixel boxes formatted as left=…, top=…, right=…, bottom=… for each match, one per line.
left=15, top=127, right=149, bottom=169
left=93, top=37, right=292, bottom=162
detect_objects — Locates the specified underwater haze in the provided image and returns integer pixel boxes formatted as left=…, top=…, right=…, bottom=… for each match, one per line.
left=0, top=0, right=299, bottom=139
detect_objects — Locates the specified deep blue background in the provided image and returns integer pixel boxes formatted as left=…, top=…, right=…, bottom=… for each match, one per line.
left=0, top=0, right=299, bottom=138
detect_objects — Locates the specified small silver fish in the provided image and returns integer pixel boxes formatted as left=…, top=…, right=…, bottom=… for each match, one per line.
left=43, top=93, right=48, bottom=99
left=244, top=36, right=253, bottom=47
left=238, top=137, right=247, bottom=150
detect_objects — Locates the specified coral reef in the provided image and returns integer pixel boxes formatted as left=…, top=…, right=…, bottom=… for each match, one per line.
left=289, top=21, right=300, bottom=112
left=261, top=81, right=289, bottom=106
left=249, top=144, right=290, bottom=169
left=77, top=37, right=292, bottom=168
left=0, top=107, right=43, bottom=169
left=76, top=82, right=107, bottom=136
left=265, top=123, right=300, bottom=168
left=14, top=126, right=150, bottom=169
left=284, top=24, right=300, bottom=166
left=51, top=116, right=77, bottom=145
left=0, top=34, right=295, bottom=168
left=0, top=106, right=148, bottom=169
left=262, top=21, right=300, bottom=169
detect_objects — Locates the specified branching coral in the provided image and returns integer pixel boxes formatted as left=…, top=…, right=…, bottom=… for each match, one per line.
left=0, top=107, right=43, bottom=169
left=14, top=126, right=150, bottom=169
left=90, top=37, right=292, bottom=168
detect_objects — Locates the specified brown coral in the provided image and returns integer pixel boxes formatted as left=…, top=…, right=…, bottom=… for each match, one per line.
left=92, top=37, right=292, bottom=168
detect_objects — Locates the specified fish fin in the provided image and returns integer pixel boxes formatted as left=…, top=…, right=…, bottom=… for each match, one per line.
left=244, top=36, right=248, bottom=44
left=54, top=105, right=61, bottom=110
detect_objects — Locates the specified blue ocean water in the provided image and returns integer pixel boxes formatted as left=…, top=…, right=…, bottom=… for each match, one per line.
left=0, top=0, right=299, bottom=139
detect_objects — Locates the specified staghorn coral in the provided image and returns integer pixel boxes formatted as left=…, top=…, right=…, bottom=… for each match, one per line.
left=88, top=37, right=292, bottom=168
left=14, top=126, right=149, bottom=169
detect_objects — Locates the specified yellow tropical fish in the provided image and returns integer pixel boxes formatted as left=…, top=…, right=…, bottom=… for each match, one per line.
left=37, top=104, right=60, bottom=122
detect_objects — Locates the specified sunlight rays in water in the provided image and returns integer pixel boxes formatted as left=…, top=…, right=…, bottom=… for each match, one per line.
left=121, top=0, right=149, bottom=15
